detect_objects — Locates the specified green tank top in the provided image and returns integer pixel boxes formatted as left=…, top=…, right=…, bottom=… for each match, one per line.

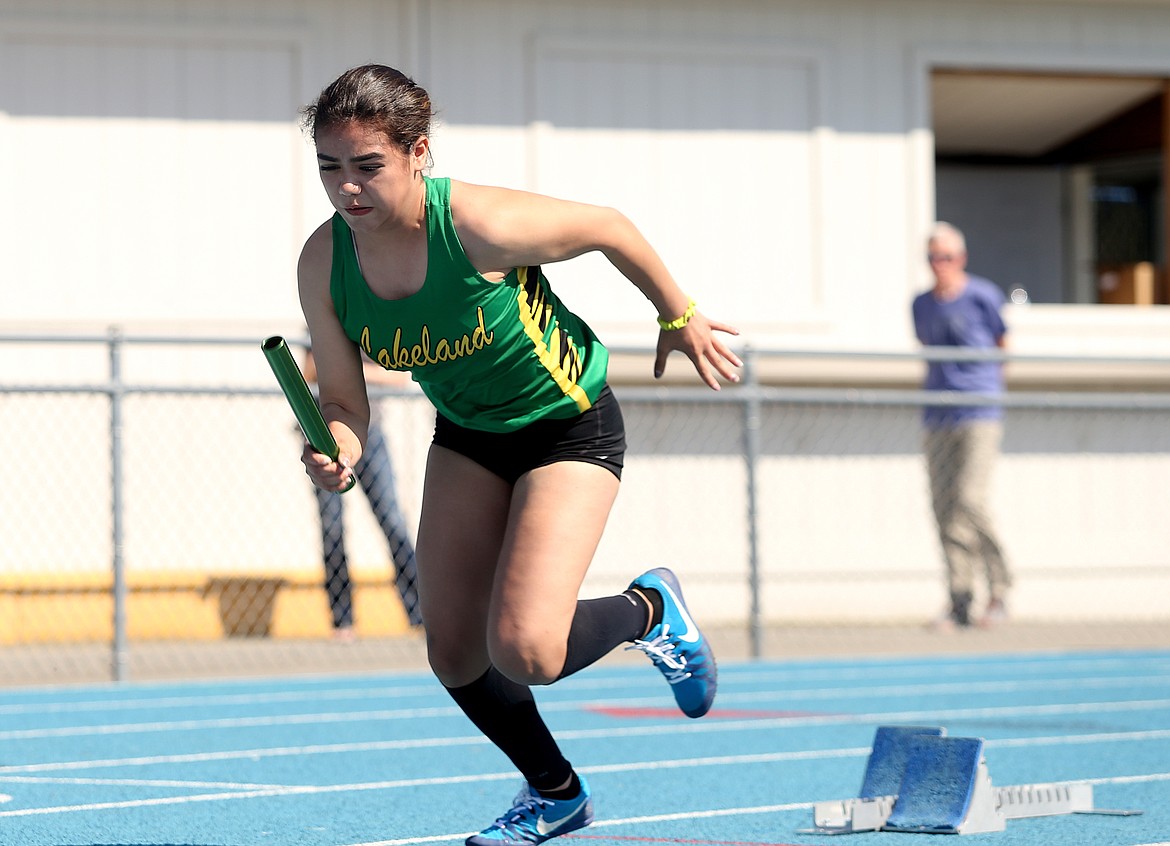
left=329, top=176, right=609, bottom=432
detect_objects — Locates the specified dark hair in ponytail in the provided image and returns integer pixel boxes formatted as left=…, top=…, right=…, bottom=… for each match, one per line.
left=301, top=64, right=432, bottom=153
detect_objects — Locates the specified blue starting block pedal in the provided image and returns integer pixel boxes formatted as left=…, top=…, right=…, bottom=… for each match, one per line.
left=859, top=726, right=947, bottom=799
left=883, top=735, right=1001, bottom=833
left=805, top=725, right=1139, bottom=835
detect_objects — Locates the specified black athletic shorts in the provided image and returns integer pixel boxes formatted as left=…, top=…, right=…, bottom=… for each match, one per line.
left=432, top=385, right=626, bottom=484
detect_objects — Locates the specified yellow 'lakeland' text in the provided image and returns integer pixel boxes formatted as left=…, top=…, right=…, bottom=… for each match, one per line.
left=360, top=307, right=494, bottom=371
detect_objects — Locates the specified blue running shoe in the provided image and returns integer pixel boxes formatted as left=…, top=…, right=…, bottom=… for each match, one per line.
left=626, top=567, right=717, bottom=718
left=466, top=777, right=593, bottom=846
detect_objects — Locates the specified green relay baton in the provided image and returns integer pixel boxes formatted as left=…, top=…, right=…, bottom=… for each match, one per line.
left=261, top=335, right=355, bottom=492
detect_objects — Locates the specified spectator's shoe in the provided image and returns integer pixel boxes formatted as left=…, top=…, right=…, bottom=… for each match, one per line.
left=466, top=778, right=593, bottom=845
left=977, top=598, right=1009, bottom=629
left=950, top=591, right=974, bottom=626
left=927, top=591, right=978, bottom=633
left=625, top=567, right=717, bottom=718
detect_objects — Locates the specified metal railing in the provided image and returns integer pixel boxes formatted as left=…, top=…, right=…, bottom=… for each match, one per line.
left=2, top=331, right=1168, bottom=680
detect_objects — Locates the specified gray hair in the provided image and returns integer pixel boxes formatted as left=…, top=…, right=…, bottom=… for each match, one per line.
left=928, top=221, right=967, bottom=253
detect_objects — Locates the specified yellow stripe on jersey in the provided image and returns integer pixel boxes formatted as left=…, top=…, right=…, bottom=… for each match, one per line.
left=516, top=266, right=592, bottom=413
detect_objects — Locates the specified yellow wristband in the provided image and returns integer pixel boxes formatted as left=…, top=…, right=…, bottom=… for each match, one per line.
left=657, top=299, right=696, bottom=331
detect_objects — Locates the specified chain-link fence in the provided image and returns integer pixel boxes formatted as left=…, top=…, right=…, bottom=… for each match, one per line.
left=1, top=333, right=1168, bottom=683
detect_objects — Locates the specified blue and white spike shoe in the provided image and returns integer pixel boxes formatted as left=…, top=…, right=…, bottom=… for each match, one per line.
left=626, top=567, right=717, bottom=718
left=466, top=777, right=593, bottom=845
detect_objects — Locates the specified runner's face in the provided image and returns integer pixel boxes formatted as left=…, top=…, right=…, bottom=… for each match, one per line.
left=315, top=122, right=426, bottom=230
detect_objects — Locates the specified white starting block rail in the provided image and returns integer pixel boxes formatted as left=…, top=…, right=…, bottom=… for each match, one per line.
left=803, top=726, right=1141, bottom=835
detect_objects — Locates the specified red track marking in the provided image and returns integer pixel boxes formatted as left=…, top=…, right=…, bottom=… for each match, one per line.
left=584, top=706, right=829, bottom=720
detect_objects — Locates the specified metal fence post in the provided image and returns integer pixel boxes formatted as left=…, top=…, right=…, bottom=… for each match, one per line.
left=109, top=327, right=129, bottom=682
left=741, top=345, right=762, bottom=659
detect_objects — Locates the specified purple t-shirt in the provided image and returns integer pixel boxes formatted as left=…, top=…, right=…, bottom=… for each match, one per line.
left=911, top=274, right=1007, bottom=427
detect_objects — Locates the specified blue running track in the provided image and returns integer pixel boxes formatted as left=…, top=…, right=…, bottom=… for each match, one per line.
left=1, top=649, right=1167, bottom=845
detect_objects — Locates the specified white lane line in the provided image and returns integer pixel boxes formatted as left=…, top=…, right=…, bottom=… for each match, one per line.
left=1, top=743, right=1168, bottom=821
left=0, top=705, right=465, bottom=740
left=3, top=710, right=1170, bottom=776
left=343, top=774, right=1170, bottom=846
left=339, top=773, right=1170, bottom=846
left=0, top=776, right=288, bottom=790
left=4, top=686, right=1170, bottom=741
left=350, top=834, right=471, bottom=845
left=4, top=654, right=1166, bottom=716
left=988, top=729, right=1170, bottom=749
left=0, top=772, right=515, bottom=818
left=345, top=802, right=817, bottom=846
left=0, top=684, right=445, bottom=715
left=0, top=745, right=858, bottom=781
left=1, top=749, right=859, bottom=815
left=686, top=675, right=1170, bottom=706
left=0, top=736, right=494, bottom=774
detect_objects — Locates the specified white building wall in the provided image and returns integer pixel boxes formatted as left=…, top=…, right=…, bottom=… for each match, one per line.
left=4, top=0, right=1170, bottom=352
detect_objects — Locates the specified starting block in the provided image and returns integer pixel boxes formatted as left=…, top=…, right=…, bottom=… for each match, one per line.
left=805, top=725, right=1139, bottom=835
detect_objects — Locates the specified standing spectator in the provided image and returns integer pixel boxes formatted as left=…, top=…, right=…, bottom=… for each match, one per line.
left=305, top=349, right=422, bottom=639
left=912, top=222, right=1012, bottom=630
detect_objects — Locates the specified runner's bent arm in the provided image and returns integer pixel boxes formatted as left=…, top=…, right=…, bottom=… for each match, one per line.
left=450, top=181, right=741, bottom=389
left=297, top=221, right=371, bottom=490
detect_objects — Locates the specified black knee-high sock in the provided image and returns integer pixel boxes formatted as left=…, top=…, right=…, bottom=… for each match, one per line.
left=443, top=592, right=654, bottom=791
left=445, top=667, right=571, bottom=792
left=555, top=593, right=650, bottom=681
